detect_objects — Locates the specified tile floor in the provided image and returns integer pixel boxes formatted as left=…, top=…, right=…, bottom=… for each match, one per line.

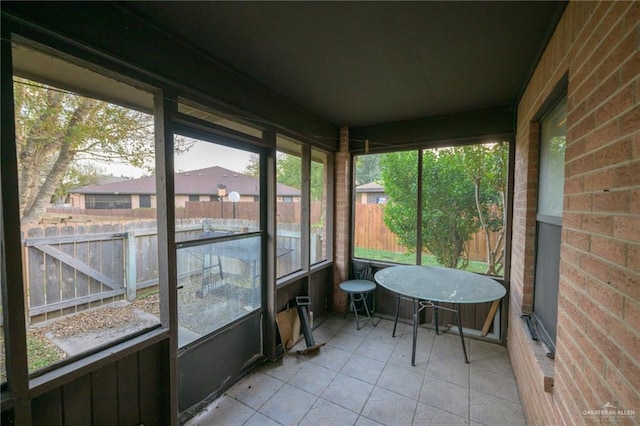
left=186, top=315, right=526, bottom=426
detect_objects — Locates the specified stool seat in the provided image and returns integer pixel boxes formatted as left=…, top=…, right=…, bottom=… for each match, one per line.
left=340, top=280, right=378, bottom=330
left=339, top=280, right=376, bottom=294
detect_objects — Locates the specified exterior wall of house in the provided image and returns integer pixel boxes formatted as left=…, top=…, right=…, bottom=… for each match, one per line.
left=510, top=1, right=639, bottom=424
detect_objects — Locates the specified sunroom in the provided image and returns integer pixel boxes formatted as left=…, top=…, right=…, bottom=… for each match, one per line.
left=1, top=2, right=638, bottom=425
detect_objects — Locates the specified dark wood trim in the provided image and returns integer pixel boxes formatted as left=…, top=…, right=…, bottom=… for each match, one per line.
left=154, top=92, right=179, bottom=424
left=1, top=23, right=32, bottom=424
left=262, top=131, right=278, bottom=361
left=350, top=108, right=514, bottom=153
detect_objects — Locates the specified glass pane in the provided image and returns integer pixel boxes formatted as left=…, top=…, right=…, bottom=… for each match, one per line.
left=276, top=137, right=302, bottom=278
left=311, top=149, right=328, bottom=264
left=420, top=143, right=508, bottom=276
left=538, top=98, right=567, bottom=217
left=354, top=152, right=417, bottom=264
left=177, top=235, right=261, bottom=347
left=173, top=136, right=260, bottom=242
left=13, top=52, right=160, bottom=374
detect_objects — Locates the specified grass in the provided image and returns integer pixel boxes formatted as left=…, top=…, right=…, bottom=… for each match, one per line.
left=353, top=247, right=491, bottom=274
left=27, top=330, right=65, bottom=372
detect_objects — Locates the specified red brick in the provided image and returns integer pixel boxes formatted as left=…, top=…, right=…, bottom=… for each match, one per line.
left=632, top=189, right=640, bottom=214
left=624, top=298, right=640, bottom=334
left=619, top=103, right=640, bottom=137
left=567, top=193, right=593, bottom=212
left=608, top=265, right=640, bottom=300
left=587, top=74, right=619, bottom=114
left=583, top=119, right=620, bottom=153
left=587, top=279, right=625, bottom=319
left=582, top=214, right=613, bottom=236
left=613, top=216, right=640, bottom=242
left=564, top=175, right=584, bottom=194
left=592, top=190, right=630, bottom=213
left=590, top=235, right=627, bottom=263
left=605, top=367, right=640, bottom=415
left=592, top=6, right=637, bottom=82
left=586, top=321, right=623, bottom=368
left=592, top=138, right=633, bottom=169
left=619, top=50, right=640, bottom=88
left=570, top=112, right=597, bottom=143
left=581, top=253, right=610, bottom=282
left=584, top=168, right=616, bottom=193
left=580, top=291, right=613, bottom=329
left=614, top=162, right=640, bottom=189
left=628, top=244, right=640, bottom=270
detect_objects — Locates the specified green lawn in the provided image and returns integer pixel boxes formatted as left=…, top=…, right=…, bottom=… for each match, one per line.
left=353, top=247, right=491, bottom=274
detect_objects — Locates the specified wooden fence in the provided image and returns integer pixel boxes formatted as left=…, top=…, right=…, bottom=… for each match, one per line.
left=354, top=204, right=499, bottom=262
left=47, top=201, right=324, bottom=224
left=22, top=218, right=310, bottom=322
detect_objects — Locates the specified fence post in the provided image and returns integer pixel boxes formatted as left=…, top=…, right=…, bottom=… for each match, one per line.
left=126, top=230, right=137, bottom=301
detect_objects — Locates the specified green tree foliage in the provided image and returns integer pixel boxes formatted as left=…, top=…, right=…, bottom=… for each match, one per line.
left=14, top=78, right=169, bottom=224
left=380, top=144, right=507, bottom=272
left=244, top=152, right=325, bottom=200
left=462, top=142, right=508, bottom=274
left=355, top=154, right=382, bottom=185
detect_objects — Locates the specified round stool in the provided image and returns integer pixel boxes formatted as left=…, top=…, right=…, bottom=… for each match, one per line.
left=340, top=279, right=378, bottom=330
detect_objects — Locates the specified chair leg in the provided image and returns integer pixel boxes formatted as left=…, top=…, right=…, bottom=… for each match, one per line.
left=392, top=295, right=401, bottom=337
left=434, top=301, right=439, bottom=335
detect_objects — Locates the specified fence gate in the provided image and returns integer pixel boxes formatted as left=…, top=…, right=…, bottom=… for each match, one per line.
left=24, top=225, right=127, bottom=319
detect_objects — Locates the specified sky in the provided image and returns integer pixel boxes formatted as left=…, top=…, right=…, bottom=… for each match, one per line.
left=97, top=138, right=255, bottom=178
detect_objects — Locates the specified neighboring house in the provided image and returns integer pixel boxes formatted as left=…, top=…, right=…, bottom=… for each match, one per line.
left=69, top=166, right=300, bottom=209
left=355, top=182, right=387, bottom=204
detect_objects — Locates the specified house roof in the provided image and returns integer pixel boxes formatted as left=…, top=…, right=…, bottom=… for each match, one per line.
left=355, top=182, right=385, bottom=193
left=72, top=166, right=300, bottom=197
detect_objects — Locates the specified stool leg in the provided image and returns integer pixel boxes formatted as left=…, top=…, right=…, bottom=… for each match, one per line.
left=352, top=293, right=362, bottom=329
left=361, top=292, right=374, bottom=327
left=343, top=293, right=351, bottom=319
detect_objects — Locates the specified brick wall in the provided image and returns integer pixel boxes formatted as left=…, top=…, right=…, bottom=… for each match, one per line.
left=510, top=1, right=640, bottom=424
left=333, top=126, right=351, bottom=313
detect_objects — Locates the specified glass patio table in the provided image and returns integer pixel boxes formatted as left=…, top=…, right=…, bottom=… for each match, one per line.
left=374, top=265, right=506, bottom=365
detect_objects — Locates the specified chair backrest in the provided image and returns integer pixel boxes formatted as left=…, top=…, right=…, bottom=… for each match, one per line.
left=352, top=261, right=374, bottom=281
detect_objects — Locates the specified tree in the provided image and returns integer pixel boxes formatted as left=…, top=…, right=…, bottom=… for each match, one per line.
left=462, top=142, right=508, bottom=275
left=244, top=152, right=325, bottom=200
left=13, top=78, right=189, bottom=225
left=381, top=147, right=498, bottom=270
left=355, top=154, right=382, bottom=185
left=52, top=163, right=105, bottom=205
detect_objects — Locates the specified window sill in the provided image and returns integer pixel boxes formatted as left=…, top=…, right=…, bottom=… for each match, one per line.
left=520, top=315, right=555, bottom=393
left=28, top=328, right=169, bottom=398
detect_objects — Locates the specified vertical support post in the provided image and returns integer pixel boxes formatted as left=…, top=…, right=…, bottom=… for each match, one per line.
left=1, top=25, right=33, bottom=424
left=126, top=229, right=137, bottom=301
left=262, top=131, right=278, bottom=361
left=333, top=126, right=351, bottom=313
left=154, top=91, right=178, bottom=424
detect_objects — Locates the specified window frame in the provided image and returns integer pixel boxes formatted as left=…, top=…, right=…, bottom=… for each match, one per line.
left=531, top=95, right=567, bottom=356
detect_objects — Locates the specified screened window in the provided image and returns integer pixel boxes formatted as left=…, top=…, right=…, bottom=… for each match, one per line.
left=173, top=135, right=261, bottom=347
left=85, top=194, right=132, bottom=209
left=533, top=96, right=567, bottom=351
left=354, top=153, right=416, bottom=264
left=139, top=194, right=152, bottom=208
left=311, top=149, right=329, bottom=265
left=276, top=136, right=303, bottom=278
left=12, top=44, right=160, bottom=375
left=353, top=142, right=508, bottom=277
